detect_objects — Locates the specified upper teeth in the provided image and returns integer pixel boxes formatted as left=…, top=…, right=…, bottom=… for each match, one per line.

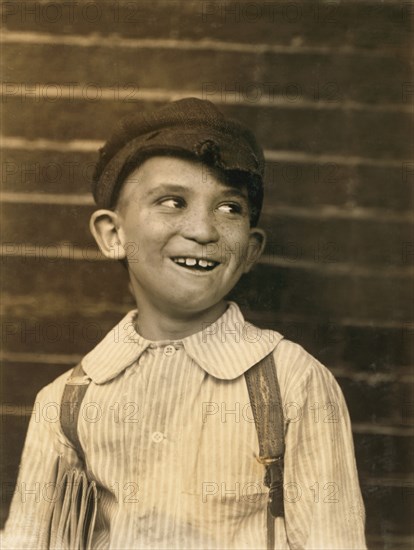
left=173, top=257, right=216, bottom=268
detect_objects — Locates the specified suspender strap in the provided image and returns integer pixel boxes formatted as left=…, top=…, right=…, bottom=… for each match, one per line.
left=60, top=363, right=92, bottom=464
left=245, top=352, right=285, bottom=550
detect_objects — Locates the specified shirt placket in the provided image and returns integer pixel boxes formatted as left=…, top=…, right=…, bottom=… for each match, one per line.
left=126, top=343, right=186, bottom=546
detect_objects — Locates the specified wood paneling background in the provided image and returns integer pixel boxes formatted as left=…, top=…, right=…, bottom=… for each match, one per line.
left=1, top=1, right=413, bottom=548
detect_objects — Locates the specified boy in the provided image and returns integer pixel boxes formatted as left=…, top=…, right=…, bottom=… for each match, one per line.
left=3, top=98, right=366, bottom=549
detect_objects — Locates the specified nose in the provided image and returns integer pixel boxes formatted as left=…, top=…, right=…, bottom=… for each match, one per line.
left=180, top=207, right=220, bottom=244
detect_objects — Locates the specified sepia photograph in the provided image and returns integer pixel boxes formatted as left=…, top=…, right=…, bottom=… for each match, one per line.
left=1, top=1, right=413, bottom=549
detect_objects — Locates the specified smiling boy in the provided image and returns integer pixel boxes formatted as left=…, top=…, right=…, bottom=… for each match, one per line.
left=91, top=154, right=265, bottom=340
left=3, top=98, right=366, bottom=549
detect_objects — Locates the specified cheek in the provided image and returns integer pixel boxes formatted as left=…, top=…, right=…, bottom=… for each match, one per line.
left=220, top=225, right=251, bottom=263
left=122, top=214, right=172, bottom=242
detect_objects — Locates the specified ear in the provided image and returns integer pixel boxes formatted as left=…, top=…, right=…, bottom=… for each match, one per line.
left=89, top=209, right=127, bottom=260
left=243, top=228, right=266, bottom=273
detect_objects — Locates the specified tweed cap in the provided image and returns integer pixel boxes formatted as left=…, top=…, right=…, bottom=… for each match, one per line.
left=92, top=98, right=265, bottom=220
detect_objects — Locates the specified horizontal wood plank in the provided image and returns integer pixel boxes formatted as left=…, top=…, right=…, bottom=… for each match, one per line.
left=1, top=1, right=411, bottom=50
left=3, top=98, right=412, bottom=159
left=2, top=42, right=410, bottom=105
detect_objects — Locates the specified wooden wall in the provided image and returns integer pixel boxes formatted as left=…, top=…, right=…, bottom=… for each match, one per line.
left=1, top=1, right=413, bottom=547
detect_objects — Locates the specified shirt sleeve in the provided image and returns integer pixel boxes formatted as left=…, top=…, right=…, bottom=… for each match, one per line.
left=2, top=372, right=80, bottom=549
left=275, top=341, right=367, bottom=550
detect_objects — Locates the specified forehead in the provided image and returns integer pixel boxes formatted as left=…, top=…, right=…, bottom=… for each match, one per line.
left=118, top=155, right=247, bottom=203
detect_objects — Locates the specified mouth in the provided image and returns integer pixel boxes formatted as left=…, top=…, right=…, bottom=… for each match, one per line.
left=170, top=256, right=220, bottom=272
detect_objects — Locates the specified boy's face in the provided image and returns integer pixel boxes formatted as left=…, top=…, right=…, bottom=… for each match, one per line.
left=93, top=156, right=265, bottom=317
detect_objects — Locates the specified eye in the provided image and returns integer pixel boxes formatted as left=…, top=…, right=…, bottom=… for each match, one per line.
left=217, top=202, right=243, bottom=214
left=158, top=196, right=186, bottom=209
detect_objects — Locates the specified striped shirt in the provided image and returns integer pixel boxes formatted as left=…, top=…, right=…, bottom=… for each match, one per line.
left=3, top=302, right=366, bottom=549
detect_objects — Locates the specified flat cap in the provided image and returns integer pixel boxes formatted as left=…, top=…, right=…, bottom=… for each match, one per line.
left=92, top=98, right=265, bottom=213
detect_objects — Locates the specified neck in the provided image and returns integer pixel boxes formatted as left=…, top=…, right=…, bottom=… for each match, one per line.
left=132, top=298, right=228, bottom=341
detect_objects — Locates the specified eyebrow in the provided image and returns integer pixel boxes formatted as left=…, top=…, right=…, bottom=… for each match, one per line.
left=146, top=184, right=191, bottom=197
left=219, top=187, right=249, bottom=201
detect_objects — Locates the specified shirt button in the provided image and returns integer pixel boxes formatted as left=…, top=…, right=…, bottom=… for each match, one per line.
left=164, top=345, right=176, bottom=356
left=151, top=431, right=165, bottom=443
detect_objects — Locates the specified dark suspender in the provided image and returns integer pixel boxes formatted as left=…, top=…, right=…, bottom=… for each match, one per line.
left=245, top=352, right=285, bottom=550
left=60, top=363, right=92, bottom=464
left=60, top=354, right=285, bottom=550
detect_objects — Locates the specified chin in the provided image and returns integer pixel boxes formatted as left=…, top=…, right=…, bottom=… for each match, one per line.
left=164, top=295, right=225, bottom=316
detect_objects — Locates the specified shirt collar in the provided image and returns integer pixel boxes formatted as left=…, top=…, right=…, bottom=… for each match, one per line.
left=182, top=302, right=283, bottom=380
left=81, top=309, right=150, bottom=384
left=82, top=302, right=283, bottom=384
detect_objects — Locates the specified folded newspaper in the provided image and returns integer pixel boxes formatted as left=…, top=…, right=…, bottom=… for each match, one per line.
left=38, top=454, right=97, bottom=550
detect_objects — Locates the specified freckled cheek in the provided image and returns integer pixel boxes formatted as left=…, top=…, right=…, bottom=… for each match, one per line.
left=221, top=228, right=250, bottom=263
left=124, top=217, right=176, bottom=240
left=142, top=213, right=180, bottom=233
left=218, top=220, right=244, bottom=237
